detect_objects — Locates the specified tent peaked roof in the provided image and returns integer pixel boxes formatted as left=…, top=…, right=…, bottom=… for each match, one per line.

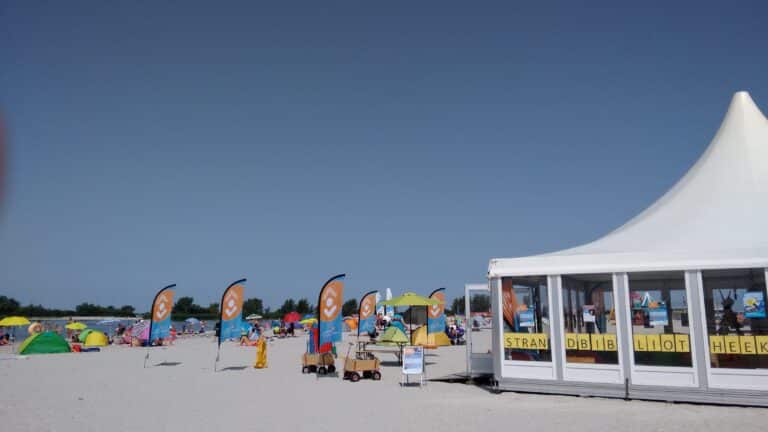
left=490, top=91, right=768, bottom=276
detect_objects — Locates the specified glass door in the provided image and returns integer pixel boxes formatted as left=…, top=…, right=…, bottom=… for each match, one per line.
left=465, top=283, right=493, bottom=376
left=560, top=274, right=624, bottom=384
left=625, top=272, right=698, bottom=387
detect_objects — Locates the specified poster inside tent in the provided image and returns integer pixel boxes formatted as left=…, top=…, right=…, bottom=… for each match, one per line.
left=583, top=305, right=596, bottom=323
left=744, top=292, right=766, bottom=318
left=648, top=305, right=668, bottom=326
left=518, top=310, right=535, bottom=328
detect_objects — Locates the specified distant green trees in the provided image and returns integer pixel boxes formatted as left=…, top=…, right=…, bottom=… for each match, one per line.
left=449, top=295, right=490, bottom=315
left=243, top=298, right=264, bottom=316
left=2, top=293, right=470, bottom=321
left=451, top=296, right=465, bottom=315
left=75, top=303, right=135, bottom=317
left=0, top=295, right=136, bottom=318
left=0, top=296, right=21, bottom=315
left=296, top=298, right=311, bottom=314
left=342, top=299, right=358, bottom=317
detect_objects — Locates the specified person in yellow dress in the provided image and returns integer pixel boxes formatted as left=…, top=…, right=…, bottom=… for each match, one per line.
left=254, top=334, right=267, bottom=369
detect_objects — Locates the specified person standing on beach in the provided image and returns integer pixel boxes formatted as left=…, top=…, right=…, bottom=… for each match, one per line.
left=253, top=334, right=267, bottom=368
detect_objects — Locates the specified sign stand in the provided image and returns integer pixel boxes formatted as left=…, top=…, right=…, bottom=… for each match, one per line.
left=401, top=345, right=425, bottom=387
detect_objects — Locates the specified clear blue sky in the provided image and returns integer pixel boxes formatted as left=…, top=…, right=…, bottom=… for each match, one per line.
left=1, top=1, right=766, bottom=311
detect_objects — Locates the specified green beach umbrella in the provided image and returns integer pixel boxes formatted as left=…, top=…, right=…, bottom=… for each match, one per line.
left=379, top=292, right=440, bottom=307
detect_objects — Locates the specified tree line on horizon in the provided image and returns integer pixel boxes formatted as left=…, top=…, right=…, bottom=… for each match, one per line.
left=1, top=293, right=485, bottom=320
left=0, top=295, right=136, bottom=318
left=168, top=296, right=361, bottom=321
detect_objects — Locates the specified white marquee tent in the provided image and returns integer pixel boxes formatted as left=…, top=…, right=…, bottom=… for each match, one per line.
left=480, top=91, right=768, bottom=405
left=489, top=91, right=768, bottom=277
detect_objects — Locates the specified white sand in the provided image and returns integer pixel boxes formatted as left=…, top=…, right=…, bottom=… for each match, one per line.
left=1, top=333, right=765, bottom=432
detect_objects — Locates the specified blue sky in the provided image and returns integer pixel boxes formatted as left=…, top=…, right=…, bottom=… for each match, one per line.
left=1, top=1, right=766, bottom=311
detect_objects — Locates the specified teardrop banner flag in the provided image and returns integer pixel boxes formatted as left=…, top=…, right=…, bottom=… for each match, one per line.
left=358, top=290, right=378, bottom=337
left=218, top=279, right=246, bottom=346
left=427, top=288, right=446, bottom=334
left=149, top=284, right=176, bottom=343
left=318, top=274, right=345, bottom=352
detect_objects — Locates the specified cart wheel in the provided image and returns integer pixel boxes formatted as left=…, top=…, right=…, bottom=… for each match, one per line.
left=363, top=371, right=372, bottom=379
left=302, top=366, right=310, bottom=374
left=328, top=365, right=336, bottom=373
left=372, top=371, right=381, bottom=381
left=309, top=366, right=317, bottom=373
left=349, top=372, right=360, bottom=382
left=318, top=366, right=327, bottom=375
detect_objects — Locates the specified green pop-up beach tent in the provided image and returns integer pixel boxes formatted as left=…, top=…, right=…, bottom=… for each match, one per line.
left=18, top=332, right=71, bottom=355
left=378, top=326, right=409, bottom=346
left=78, top=329, right=95, bottom=343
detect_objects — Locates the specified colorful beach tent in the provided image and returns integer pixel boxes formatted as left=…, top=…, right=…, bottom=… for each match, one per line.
left=412, top=325, right=450, bottom=347
left=84, top=331, right=109, bottom=347
left=131, top=321, right=150, bottom=341
left=389, top=320, right=406, bottom=333
left=344, top=317, right=358, bottom=331
left=378, top=326, right=408, bottom=346
left=18, top=332, right=71, bottom=355
left=78, top=329, right=95, bottom=342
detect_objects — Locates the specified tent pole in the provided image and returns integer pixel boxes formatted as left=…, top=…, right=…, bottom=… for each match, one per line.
left=215, top=346, right=221, bottom=372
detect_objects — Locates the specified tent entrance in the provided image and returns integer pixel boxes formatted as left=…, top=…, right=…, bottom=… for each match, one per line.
left=465, top=283, right=493, bottom=377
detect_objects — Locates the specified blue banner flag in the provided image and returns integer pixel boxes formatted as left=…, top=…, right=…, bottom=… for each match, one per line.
left=318, top=274, right=345, bottom=351
left=149, top=284, right=176, bottom=343
left=358, top=290, right=377, bottom=337
left=218, top=279, right=246, bottom=345
left=427, top=288, right=446, bottom=334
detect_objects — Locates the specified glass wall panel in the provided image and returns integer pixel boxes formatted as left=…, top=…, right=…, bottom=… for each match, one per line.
left=501, top=276, right=551, bottom=362
left=468, top=290, right=492, bottom=354
left=562, top=274, right=618, bottom=364
left=628, top=272, right=692, bottom=367
left=702, top=268, right=768, bottom=369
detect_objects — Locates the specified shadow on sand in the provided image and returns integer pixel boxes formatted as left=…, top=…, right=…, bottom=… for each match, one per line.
left=219, top=365, right=249, bottom=371
left=154, top=361, right=183, bottom=367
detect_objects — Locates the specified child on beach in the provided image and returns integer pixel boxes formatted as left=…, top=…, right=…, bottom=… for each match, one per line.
left=253, top=335, right=267, bottom=368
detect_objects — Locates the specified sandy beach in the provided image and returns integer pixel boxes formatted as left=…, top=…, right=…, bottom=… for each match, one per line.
left=0, top=332, right=764, bottom=432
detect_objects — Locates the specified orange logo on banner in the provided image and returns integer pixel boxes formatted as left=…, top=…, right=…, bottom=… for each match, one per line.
left=320, top=280, right=343, bottom=321
left=428, top=291, right=445, bottom=319
left=360, top=295, right=375, bottom=320
left=502, top=284, right=518, bottom=327
left=153, top=290, right=174, bottom=322
left=222, top=284, right=244, bottom=320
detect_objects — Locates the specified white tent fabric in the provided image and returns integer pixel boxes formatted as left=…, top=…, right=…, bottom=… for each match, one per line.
left=490, top=91, right=768, bottom=276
